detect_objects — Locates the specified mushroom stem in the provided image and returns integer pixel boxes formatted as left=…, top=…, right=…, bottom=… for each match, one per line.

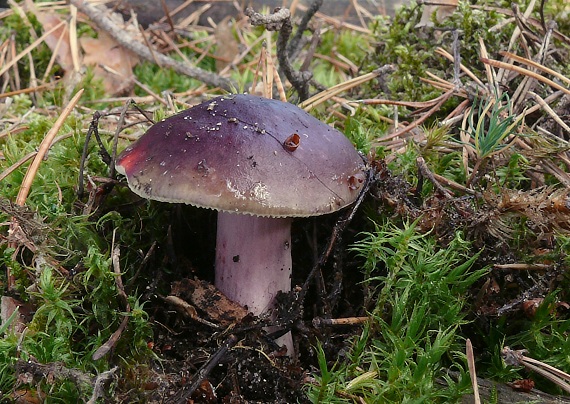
left=215, top=212, right=293, bottom=351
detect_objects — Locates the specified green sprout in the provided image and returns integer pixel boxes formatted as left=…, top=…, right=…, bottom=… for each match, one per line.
left=464, top=93, right=525, bottom=186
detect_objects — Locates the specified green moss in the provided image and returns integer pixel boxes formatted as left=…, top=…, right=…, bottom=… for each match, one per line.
left=365, top=1, right=514, bottom=102
left=307, top=221, right=487, bottom=402
left=0, top=12, right=61, bottom=88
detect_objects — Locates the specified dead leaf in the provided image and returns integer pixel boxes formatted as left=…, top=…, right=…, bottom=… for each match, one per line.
left=508, top=379, right=535, bottom=393
left=24, top=0, right=74, bottom=72
left=214, top=16, right=239, bottom=72
left=80, top=31, right=139, bottom=96
left=416, top=0, right=459, bottom=28
left=0, top=296, right=34, bottom=335
left=171, top=278, right=248, bottom=325
left=12, top=389, right=44, bottom=404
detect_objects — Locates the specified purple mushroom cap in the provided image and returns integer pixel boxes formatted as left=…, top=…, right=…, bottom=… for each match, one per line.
left=115, top=94, right=366, bottom=217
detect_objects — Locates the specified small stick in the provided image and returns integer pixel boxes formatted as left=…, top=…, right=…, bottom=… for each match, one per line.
left=529, top=91, right=570, bottom=134
left=466, top=339, right=481, bottom=404
left=0, top=82, right=56, bottom=99
left=16, top=89, right=83, bottom=206
left=416, top=157, right=454, bottom=199
left=431, top=172, right=478, bottom=196
left=110, top=100, right=134, bottom=178
left=0, top=152, right=36, bottom=183
left=377, top=89, right=455, bottom=143
left=301, top=68, right=386, bottom=111
left=297, top=167, right=372, bottom=309
left=78, top=111, right=102, bottom=198
left=93, top=241, right=131, bottom=360
left=500, top=50, right=570, bottom=86
left=70, top=0, right=234, bottom=90
left=494, top=263, right=550, bottom=270
left=163, top=295, right=221, bottom=329
left=312, top=316, right=369, bottom=327
left=452, top=29, right=462, bottom=87
left=481, top=58, right=570, bottom=96
left=160, top=0, right=176, bottom=33
left=502, top=347, right=570, bottom=393
left=435, top=47, right=486, bottom=90
left=245, top=7, right=312, bottom=101
left=0, top=20, right=65, bottom=77
left=126, top=241, right=157, bottom=291
left=86, top=366, right=118, bottom=404
left=287, top=0, right=323, bottom=58
left=167, top=334, right=239, bottom=404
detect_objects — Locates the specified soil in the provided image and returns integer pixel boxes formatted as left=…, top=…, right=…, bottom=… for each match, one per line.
left=120, top=204, right=367, bottom=403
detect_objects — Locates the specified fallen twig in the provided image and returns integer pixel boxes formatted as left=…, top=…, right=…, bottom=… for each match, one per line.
left=69, top=0, right=234, bottom=91
left=296, top=166, right=372, bottom=312
left=312, top=316, right=369, bottom=327
left=92, top=242, right=130, bottom=360
left=481, top=57, right=570, bottom=96
left=167, top=334, right=239, bottom=404
left=15, top=89, right=83, bottom=206
left=375, top=89, right=455, bottom=143
left=301, top=67, right=389, bottom=111
left=287, top=0, right=323, bottom=59
left=245, top=7, right=312, bottom=101
left=417, top=156, right=454, bottom=199
left=502, top=346, right=570, bottom=393
left=466, top=339, right=481, bottom=404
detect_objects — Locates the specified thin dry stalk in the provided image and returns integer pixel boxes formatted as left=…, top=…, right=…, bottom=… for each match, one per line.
left=436, top=47, right=486, bottom=89
left=158, top=0, right=195, bottom=23
left=41, top=22, right=68, bottom=83
left=312, top=316, right=369, bottom=327
left=502, top=347, right=570, bottom=394
left=250, top=45, right=266, bottom=97
left=0, top=152, right=36, bottom=182
left=300, top=69, right=382, bottom=111
left=69, top=4, right=80, bottom=72
left=500, top=51, right=570, bottom=87
left=92, top=239, right=131, bottom=361
left=15, top=89, right=84, bottom=206
left=263, top=31, right=273, bottom=99
left=529, top=91, right=570, bottom=134
left=481, top=58, right=570, bottom=96
left=466, top=339, right=481, bottom=404
left=478, top=37, right=498, bottom=92
left=272, top=58, right=287, bottom=102
left=375, top=89, right=455, bottom=143
left=158, top=30, right=192, bottom=65
left=361, top=93, right=451, bottom=109
left=494, top=263, right=550, bottom=270
left=293, top=3, right=371, bottom=34
left=219, top=35, right=266, bottom=76
left=70, top=0, right=233, bottom=90
left=0, top=21, right=65, bottom=77
left=176, top=4, right=211, bottom=28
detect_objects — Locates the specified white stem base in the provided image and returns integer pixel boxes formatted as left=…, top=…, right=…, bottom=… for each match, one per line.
left=215, top=212, right=294, bottom=354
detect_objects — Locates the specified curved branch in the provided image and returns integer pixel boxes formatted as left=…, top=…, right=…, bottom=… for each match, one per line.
left=245, top=7, right=312, bottom=101
left=70, top=0, right=235, bottom=91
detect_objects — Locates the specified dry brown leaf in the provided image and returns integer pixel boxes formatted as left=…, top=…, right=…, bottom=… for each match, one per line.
left=416, top=0, right=459, bottom=28
left=214, top=16, right=239, bottom=72
left=80, top=31, right=139, bottom=96
left=0, top=296, right=34, bottom=335
left=24, top=0, right=74, bottom=72
left=171, top=278, right=248, bottom=325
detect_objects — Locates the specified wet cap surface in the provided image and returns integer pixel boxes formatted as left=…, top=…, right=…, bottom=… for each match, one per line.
left=116, top=94, right=366, bottom=217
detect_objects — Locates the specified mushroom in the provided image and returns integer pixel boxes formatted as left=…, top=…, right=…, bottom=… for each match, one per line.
left=115, top=94, right=366, bottom=352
